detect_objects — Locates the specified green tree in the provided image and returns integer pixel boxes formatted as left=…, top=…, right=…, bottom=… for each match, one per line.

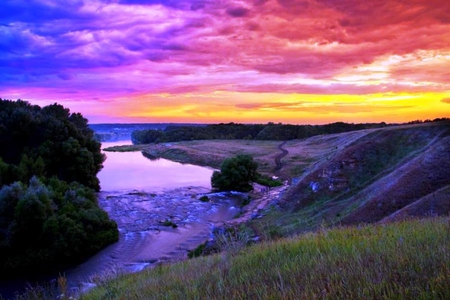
left=0, top=99, right=105, bottom=190
left=0, top=99, right=117, bottom=278
left=211, top=154, right=259, bottom=192
left=132, top=129, right=166, bottom=144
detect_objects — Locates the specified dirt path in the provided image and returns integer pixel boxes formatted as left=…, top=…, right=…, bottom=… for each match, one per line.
left=274, top=141, right=291, bottom=184
left=274, top=141, right=288, bottom=173
left=224, top=141, right=291, bottom=226
left=224, top=184, right=288, bottom=226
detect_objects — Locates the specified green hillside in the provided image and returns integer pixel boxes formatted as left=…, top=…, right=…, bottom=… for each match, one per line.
left=83, top=217, right=449, bottom=299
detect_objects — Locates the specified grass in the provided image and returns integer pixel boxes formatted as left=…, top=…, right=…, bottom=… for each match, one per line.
left=136, top=129, right=381, bottom=179
left=141, top=140, right=282, bottom=174
left=256, top=174, right=283, bottom=187
left=103, top=145, right=146, bottom=152
left=82, top=217, right=450, bottom=299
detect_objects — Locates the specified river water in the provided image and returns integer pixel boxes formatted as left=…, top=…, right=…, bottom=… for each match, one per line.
left=97, top=141, right=215, bottom=192
left=0, top=141, right=243, bottom=298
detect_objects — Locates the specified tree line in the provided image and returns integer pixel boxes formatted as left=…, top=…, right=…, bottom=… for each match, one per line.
left=131, top=122, right=389, bottom=144
left=0, top=99, right=118, bottom=278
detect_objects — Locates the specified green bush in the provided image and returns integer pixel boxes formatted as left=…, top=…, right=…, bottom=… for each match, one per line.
left=199, top=195, right=209, bottom=202
left=161, top=219, right=178, bottom=228
left=211, top=154, right=259, bottom=192
left=256, top=175, right=283, bottom=187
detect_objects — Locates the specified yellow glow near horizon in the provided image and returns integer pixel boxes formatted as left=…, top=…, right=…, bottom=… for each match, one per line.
left=103, top=91, right=450, bottom=124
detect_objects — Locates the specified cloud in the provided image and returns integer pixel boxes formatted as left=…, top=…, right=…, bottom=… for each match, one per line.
left=117, top=0, right=208, bottom=10
left=226, top=6, right=250, bottom=17
left=235, top=101, right=309, bottom=110
left=442, top=98, right=450, bottom=104
left=0, top=0, right=88, bottom=24
left=235, top=101, right=414, bottom=114
left=0, top=0, right=449, bottom=122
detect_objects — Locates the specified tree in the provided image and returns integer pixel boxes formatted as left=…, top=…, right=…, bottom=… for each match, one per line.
left=0, top=99, right=117, bottom=278
left=211, top=154, right=259, bottom=192
left=0, top=99, right=105, bottom=190
left=131, top=129, right=165, bottom=144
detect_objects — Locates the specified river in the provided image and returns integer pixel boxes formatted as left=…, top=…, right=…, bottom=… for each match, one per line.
left=0, top=141, right=243, bottom=298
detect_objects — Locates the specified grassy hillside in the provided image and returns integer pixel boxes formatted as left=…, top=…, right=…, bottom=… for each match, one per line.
left=83, top=217, right=449, bottom=299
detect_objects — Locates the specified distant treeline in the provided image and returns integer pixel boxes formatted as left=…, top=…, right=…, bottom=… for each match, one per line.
left=131, top=118, right=450, bottom=145
left=132, top=122, right=388, bottom=144
left=90, top=123, right=205, bottom=142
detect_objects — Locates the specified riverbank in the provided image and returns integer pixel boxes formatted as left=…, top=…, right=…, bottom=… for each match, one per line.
left=104, top=130, right=377, bottom=181
left=104, top=140, right=294, bottom=234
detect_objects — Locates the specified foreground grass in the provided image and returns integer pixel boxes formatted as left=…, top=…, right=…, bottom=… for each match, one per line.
left=84, top=217, right=450, bottom=299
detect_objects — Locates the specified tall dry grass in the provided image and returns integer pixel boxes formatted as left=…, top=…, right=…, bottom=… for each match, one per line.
left=83, top=217, right=450, bottom=299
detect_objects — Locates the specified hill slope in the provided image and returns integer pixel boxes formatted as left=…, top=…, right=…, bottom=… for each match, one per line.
left=266, top=121, right=450, bottom=234
left=83, top=217, right=450, bottom=299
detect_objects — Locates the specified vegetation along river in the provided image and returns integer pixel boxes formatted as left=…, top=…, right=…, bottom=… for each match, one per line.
left=63, top=141, right=244, bottom=293
left=0, top=140, right=244, bottom=298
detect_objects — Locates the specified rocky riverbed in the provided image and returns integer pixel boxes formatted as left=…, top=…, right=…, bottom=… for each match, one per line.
left=64, top=186, right=245, bottom=293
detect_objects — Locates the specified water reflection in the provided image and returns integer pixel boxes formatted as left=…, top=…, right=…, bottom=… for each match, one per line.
left=98, top=141, right=214, bottom=192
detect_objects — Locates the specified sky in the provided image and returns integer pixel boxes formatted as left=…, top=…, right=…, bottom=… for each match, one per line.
left=1, top=0, right=450, bottom=124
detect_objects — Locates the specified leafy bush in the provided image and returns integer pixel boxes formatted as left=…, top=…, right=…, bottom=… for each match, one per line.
left=211, top=154, right=259, bottom=192
left=199, top=195, right=209, bottom=202
left=161, top=219, right=178, bottom=228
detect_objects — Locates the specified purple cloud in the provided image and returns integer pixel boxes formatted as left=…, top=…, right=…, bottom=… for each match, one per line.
left=0, top=0, right=449, bottom=123
left=226, top=6, right=250, bottom=17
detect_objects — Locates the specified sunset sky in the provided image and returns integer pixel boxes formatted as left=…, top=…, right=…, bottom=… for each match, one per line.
left=1, top=0, right=449, bottom=124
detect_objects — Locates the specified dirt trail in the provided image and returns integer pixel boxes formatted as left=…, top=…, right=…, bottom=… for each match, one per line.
left=274, top=141, right=288, bottom=173
left=225, top=141, right=291, bottom=226
left=273, top=141, right=292, bottom=185
left=224, top=184, right=288, bottom=226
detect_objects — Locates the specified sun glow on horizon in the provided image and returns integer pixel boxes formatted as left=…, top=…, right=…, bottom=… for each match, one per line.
left=70, top=91, right=449, bottom=124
